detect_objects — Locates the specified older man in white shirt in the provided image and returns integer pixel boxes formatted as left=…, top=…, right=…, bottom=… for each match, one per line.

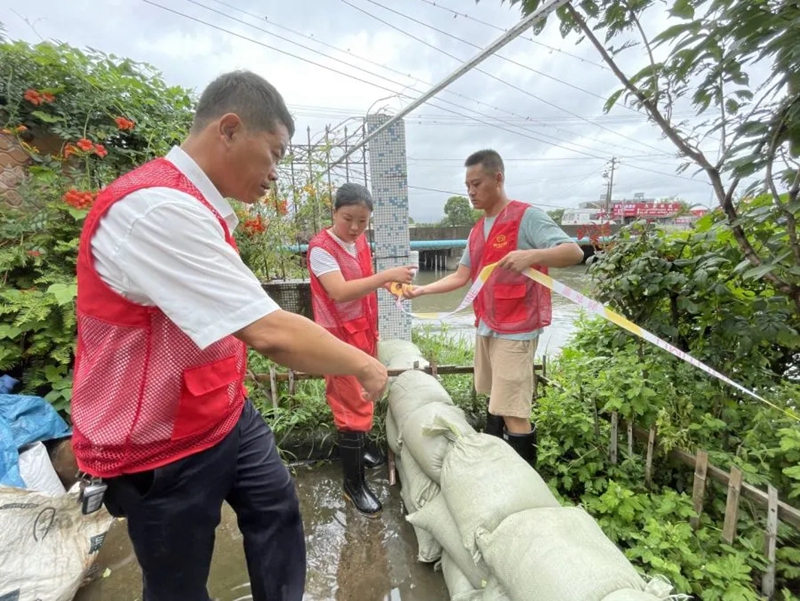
left=71, top=70, right=387, bottom=601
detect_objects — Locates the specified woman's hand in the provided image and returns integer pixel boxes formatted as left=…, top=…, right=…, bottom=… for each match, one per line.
left=381, top=265, right=416, bottom=285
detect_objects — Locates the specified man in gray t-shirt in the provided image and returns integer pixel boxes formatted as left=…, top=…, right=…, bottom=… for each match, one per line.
left=406, top=149, right=583, bottom=465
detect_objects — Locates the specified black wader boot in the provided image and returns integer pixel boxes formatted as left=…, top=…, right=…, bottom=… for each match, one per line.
left=362, top=434, right=385, bottom=469
left=338, top=430, right=382, bottom=518
left=503, top=423, right=538, bottom=467
left=484, top=409, right=505, bottom=438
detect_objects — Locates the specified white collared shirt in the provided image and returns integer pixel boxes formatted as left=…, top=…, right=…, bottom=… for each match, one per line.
left=92, top=146, right=280, bottom=350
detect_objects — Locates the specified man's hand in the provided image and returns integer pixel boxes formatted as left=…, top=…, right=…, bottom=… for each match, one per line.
left=497, top=250, right=538, bottom=273
left=402, top=284, right=428, bottom=299
left=357, top=356, right=389, bottom=401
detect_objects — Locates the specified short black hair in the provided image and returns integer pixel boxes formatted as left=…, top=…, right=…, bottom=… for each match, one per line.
left=192, top=70, right=295, bottom=137
left=464, top=149, right=504, bottom=175
left=335, top=182, right=373, bottom=211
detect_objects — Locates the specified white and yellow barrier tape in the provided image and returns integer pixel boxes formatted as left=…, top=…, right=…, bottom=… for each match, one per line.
left=390, top=263, right=797, bottom=421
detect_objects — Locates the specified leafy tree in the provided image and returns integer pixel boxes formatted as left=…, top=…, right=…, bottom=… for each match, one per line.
left=440, top=195, right=478, bottom=226
left=547, top=208, right=565, bottom=224
left=492, top=0, right=800, bottom=316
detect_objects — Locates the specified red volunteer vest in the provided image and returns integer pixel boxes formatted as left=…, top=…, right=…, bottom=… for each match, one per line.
left=307, top=230, right=378, bottom=355
left=469, top=200, right=552, bottom=334
left=71, top=158, right=247, bottom=477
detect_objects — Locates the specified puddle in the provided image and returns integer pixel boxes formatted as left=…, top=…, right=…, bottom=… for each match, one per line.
left=75, top=462, right=448, bottom=601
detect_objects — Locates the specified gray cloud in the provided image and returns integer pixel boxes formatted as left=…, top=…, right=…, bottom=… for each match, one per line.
left=3, top=0, right=723, bottom=222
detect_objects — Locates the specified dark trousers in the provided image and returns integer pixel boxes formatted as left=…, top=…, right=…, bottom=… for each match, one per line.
left=104, top=401, right=306, bottom=601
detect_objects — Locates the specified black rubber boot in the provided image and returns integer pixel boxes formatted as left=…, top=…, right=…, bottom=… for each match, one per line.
left=484, top=409, right=505, bottom=438
left=363, top=435, right=385, bottom=469
left=503, top=423, right=538, bottom=467
left=339, top=430, right=382, bottom=518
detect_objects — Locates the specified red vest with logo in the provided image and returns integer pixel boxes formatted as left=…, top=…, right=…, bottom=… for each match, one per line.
left=469, top=200, right=552, bottom=334
left=307, top=230, right=378, bottom=356
left=71, top=158, right=247, bottom=477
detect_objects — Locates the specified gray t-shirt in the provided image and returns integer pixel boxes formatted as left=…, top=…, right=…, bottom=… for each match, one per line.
left=460, top=205, right=574, bottom=340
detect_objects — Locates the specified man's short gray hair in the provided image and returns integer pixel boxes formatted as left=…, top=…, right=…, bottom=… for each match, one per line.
left=192, top=70, right=295, bottom=137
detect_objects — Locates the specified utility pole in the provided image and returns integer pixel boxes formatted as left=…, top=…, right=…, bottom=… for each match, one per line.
left=603, top=157, right=619, bottom=219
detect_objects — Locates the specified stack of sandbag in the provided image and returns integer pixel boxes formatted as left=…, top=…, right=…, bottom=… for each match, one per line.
left=386, top=367, right=476, bottom=565
left=379, top=340, right=675, bottom=601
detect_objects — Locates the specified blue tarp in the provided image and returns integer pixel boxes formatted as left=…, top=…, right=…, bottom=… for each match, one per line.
left=0, top=378, right=72, bottom=488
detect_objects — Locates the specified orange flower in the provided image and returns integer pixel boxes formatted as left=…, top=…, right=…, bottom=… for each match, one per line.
left=15, top=125, right=28, bottom=132
left=114, top=116, right=135, bottom=131
left=94, top=144, right=108, bottom=158
left=76, top=138, right=94, bottom=152
left=41, top=92, right=56, bottom=103
left=24, top=89, right=42, bottom=105
left=276, top=199, right=288, bottom=216
left=243, top=216, right=267, bottom=235
left=27, top=250, right=42, bottom=257
left=62, top=188, right=96, bottom=210
left=64, top=143, right=78, bottom=158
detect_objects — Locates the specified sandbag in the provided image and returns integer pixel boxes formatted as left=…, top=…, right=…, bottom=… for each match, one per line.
left=397, top=455, right=442, bottom=563
left=401, top=403, right=474, bottom=483
left=18, top=441, right=66, bottom=497
left=386, top=408, right=400, bottom=455
left=377, top=339, right=430, bottom=371
left=478, top=507, right=647, bottom=601
left=440, top=552, right=482, bottom=601
left=388, top=369, right=453, bottom=434
left=440, top=553, right=512, bottom=601
left=441, top=433, right=560, bottom=558
left=0, top=485, right=114, bottom=601
left=602, top=590, right=665, bottom=601
left=407, top=492, right=491, bottom=590
left=398, top=445, right=440, bottom=509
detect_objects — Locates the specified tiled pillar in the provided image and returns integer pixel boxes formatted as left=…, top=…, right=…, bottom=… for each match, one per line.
left=366, top=114, right=411, bottom=341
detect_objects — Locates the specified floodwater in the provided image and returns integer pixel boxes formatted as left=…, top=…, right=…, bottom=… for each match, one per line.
left=410, top=264, right=592, bottom=356
left=75, top=463, right=449, bottom=601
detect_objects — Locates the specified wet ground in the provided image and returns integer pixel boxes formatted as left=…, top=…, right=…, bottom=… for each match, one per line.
left=74, top=462, right=448, bottom=601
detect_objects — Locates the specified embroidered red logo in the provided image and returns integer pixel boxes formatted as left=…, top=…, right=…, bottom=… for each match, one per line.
left=492, top=234, right=508, bottom=249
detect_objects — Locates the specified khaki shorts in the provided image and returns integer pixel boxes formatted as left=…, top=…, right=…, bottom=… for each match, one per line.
left=474, top=335, right=538, bottom=419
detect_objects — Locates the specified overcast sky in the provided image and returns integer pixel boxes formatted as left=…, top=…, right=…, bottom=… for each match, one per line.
left=2, top=0, right=724, bottom=222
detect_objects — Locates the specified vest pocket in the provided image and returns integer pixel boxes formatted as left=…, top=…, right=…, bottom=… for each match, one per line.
left=341, top=317, right=376, bottom=355
left=493, top=283, right=529, bottom=323
left=173, top=354, right=239, bottom=440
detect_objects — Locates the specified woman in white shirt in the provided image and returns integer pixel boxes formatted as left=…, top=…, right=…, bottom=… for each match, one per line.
left=307, top=183, right=414, bottom=517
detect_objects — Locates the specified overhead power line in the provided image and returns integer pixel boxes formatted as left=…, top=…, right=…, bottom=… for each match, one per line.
left=200, top=0, right=666, bottom=158
left=340, top=0, right=668, bottom=156
left=179, top=0, right=655, bottom=159
left=142, top=0, right=707, bottom=186
left=414, top=0, right=609, bottom=70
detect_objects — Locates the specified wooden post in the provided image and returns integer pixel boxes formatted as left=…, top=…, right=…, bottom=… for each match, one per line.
left=722, top=466, right=744, bottom=544
left=627, top=420, right=633, bottom=457
left=645, top=427, right=656, bottom=487
left=288, top=369, right=296, bottom=396
left=609, top=412, right=618, bottom=465
left=762, top=484, right=778, bottom=600
left=690, top=450, right=709, bottom=530
left=269, top=366, right=278, bottom=410
left=430, top=360, right=438, bottom=378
